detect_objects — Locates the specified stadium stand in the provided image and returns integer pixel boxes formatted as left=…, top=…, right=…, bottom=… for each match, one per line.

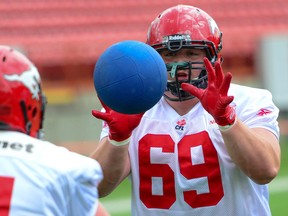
left=0, top=0, right=287, bottom=85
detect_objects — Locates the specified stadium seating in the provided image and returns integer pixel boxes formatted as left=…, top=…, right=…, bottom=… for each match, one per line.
left=1, top=0, right=287, bottom=80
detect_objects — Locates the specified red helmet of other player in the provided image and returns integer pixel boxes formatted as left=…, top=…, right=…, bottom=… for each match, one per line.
left=0, top=45, right=46, bottom=138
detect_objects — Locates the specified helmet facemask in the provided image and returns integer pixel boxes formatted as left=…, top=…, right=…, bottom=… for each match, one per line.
left=165, top=61, right=208, bottom=101
left=19, top=92, right=47, bottom=139
left=156, top=36, right=221, bottom=101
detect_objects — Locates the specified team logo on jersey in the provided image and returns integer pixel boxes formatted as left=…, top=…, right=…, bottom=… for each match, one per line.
left=256, top=108, right=272, bottom=116
left=4, top=66, right=41, bottom=100
left=175, top=119, right=186, bottom=131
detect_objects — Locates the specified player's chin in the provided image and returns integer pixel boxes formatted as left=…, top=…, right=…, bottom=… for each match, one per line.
left=165, top=91, right=200, bottom=103
left=164, top=92, right=181, bottom=102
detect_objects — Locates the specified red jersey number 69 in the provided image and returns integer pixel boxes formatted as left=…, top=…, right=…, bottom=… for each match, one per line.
left=139, top=131, right=224, bottom=209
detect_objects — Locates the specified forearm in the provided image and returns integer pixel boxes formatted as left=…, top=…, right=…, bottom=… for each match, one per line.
left=90, top=137, right=130, bottom=197
left=221, top=119, right=281, bottom=184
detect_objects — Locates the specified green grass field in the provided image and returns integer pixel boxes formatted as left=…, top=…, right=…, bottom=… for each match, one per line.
left=101, top=136, right=288, bottom=216
left=270, top=136, right=288, bottom=216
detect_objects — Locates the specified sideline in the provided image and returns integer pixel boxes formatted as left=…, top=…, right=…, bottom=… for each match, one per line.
left=102, top=198, right=131, bottom=214
left=269, top=176, right=288, bottom=193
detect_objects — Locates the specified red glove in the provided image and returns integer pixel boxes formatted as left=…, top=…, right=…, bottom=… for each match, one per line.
left=92, top=100, right=143, bottom=146
left=181, top=57, right=236, bottom=128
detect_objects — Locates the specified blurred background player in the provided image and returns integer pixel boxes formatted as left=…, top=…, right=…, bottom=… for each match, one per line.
left=91, top=4, right=281, bottom=216
left=0, top=45, right=109, bottom=216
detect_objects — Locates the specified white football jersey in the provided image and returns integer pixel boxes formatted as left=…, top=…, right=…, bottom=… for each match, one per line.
left=100, top=84, right=279, bottom=216
left=0, top=131, right=103, bottom=216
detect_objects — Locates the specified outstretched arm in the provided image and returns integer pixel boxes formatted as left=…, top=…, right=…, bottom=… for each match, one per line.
left=221, top=120, right=280, bottom=184
left=90, top=100, right=143, bottom=197
left=90, top=137, right=130, bottom=197
left=182, top=58, right=280, bottom=184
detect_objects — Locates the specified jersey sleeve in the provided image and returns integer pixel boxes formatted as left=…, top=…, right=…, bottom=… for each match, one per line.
left=44, top=147, right=104, bottom=216
left=67, top=157, right=103, bottom=216
left=233, top=85, right=280, bottom=139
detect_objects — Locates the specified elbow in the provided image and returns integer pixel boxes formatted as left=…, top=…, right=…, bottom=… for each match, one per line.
left=99, top=190, right=111, bottom=198
left=250, top=165, right=280, bottom=185
left=97, top=178, right=120, bottom=197
left=98, top=185, right=116, bottom=198
left=98, top=184, right=110, bottom=198
left=98, top=179, right=120, bottom=198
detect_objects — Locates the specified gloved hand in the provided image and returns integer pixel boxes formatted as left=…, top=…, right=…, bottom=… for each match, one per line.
left=92, top=100, right=143, bottom=146
left=181, top=57, right=236, bottom=129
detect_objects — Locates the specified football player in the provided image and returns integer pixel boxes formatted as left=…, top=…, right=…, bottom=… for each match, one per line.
left=92, top=5, right=280, bottom=216
left=0, top=45, right=109, bottom=216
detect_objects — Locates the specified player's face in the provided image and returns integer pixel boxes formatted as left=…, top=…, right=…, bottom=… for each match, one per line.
left=160, top=48, right=206, bottom=81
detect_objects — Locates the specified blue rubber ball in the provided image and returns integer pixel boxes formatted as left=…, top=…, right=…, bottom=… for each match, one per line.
left=93, top=40, right=167, bottom=114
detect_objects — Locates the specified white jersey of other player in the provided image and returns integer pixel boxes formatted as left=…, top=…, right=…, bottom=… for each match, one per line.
left=0, top=131, right=103, bottom=216
left=100, top=84, right=279, bottom=216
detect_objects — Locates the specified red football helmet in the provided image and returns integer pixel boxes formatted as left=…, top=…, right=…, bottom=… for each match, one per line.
left=0, top=45, right=46, bottom=138
left=147, top=5, right=223, bottom=101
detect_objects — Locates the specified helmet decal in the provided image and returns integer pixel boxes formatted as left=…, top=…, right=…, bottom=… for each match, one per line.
left=208, top=18, right=220, bottom=36
left=0, top=45, right=46, bottom=138
left=4, top=66, right=41, bottom=100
